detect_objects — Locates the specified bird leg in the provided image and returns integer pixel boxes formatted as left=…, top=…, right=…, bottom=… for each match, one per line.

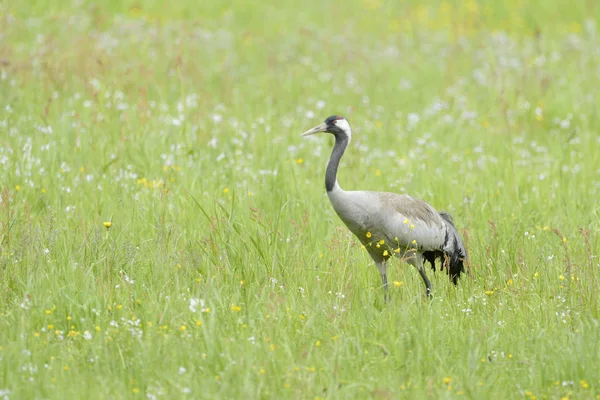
left=418, top=265, right=433, bottom=298
left=375, top=261, right=389, bottom=302
left=409, top=254, right=432, bottom=298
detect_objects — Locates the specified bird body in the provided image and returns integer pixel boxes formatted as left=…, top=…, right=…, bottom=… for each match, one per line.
left=303, top=115, right=468, bottom=297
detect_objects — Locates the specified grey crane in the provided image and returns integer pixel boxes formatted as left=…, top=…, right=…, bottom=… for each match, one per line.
left=302, top=115, right=468, bottom=298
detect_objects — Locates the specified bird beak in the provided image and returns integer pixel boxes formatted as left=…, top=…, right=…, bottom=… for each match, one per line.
left=301, top=122, right=328, bottom=137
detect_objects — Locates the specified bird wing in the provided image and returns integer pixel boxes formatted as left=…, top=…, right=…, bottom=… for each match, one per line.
left=378, top=192, right=448, bottom=251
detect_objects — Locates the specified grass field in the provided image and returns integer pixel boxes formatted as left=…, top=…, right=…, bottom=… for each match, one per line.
left=1, top=0, right=600, bottom=398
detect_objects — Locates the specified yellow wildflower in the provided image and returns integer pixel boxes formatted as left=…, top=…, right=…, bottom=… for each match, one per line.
left=580, top=380, right=589, bottom=389
left=393, top=281, right=404, bottom=287
left=379, top=239, right=385, bottom=245
left=103, top=221, right=112, bottom=229
left=485, top=290, right=494, bottom=296
left=383, top=250, right=389, bottom=257
left=366, top=232, right=372, bottom=238
left=231, top=305, right=242, bottom=312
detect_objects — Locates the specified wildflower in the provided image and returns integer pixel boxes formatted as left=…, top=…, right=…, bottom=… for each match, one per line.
left=443, top=377, right=452, bottom=385
left=375, top=169, right=381, bottom=176
left=296, top=158, right=304, bottom=164
left=376, top=243, right=381, bottom=248
left=196, top=320, right=202, bottom=326
left=103, top=221, right=112, bottom=229
left=393, top=281, right=404, bottom=287
left=485, top=290, right=494, bottom=296
left=562, top=237, right=567, bottom=243
left=48, top=324, right=54, bottom=330
left=580, top=380, right=589, bottom=389
left=411, top=239, right=417, bottom=245
left=223, top=187, right=229, bottom=194
left=379, top=239, right=385, bottom=245
left=41, top=188, right=46, bottom=193
left=306, top=367, right=316, bottom=373
left=45, top=309, right=52, bottom=315
left=559, top=275, right=565, bottom=281
left=315, top=341, right=321, bottom=347
left=383, top=250, right=389, bottom=257
left=331, top=336, right=338, bottom=341
left=366, top=232, right=372, bottom=238
left=403, top=219, right=409, bottom=224
left=410, top=224, right=415, bottom=230
left=259, top=368, right=266, bottom=375
left=240, top=280, right=246, bottom=286
left=132, top=388, right=140, bottom=394
left=15, top=185, right=21, bottom=191
left=534, top=272, right=539, bottom=278
left=394, top=248, right=400, bottom=253
left=508, top=279, right=513, bottom=285
left=231, top=305, right=242, bottom=312
left=63, top=366, right=69, bottom=371
left=180, top=325, right=186, bottom=331
left=269, top=344, right=275, bottom=351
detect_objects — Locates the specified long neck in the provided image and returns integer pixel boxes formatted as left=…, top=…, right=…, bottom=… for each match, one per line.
left=325, top=134, right=349, bottom=192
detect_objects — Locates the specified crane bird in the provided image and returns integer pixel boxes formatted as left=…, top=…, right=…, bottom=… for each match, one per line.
left=302, top=115, right=468, bottom=298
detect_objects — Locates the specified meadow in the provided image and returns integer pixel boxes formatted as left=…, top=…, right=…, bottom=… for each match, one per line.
left=1, top=0, right=600, bottom=398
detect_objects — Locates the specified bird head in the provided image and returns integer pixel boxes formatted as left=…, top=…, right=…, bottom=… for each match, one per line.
left=302, top=115, right=352, bottom=140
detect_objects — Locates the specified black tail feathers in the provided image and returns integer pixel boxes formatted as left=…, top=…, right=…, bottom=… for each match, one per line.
left=424, top=212, right=468, bottom=285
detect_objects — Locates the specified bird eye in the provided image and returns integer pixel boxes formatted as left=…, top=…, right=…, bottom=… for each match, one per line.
left=332, top=120, right=337, bottom=124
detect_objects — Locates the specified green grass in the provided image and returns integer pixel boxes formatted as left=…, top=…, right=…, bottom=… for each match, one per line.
left=1, top=0, right=600, bottom=398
